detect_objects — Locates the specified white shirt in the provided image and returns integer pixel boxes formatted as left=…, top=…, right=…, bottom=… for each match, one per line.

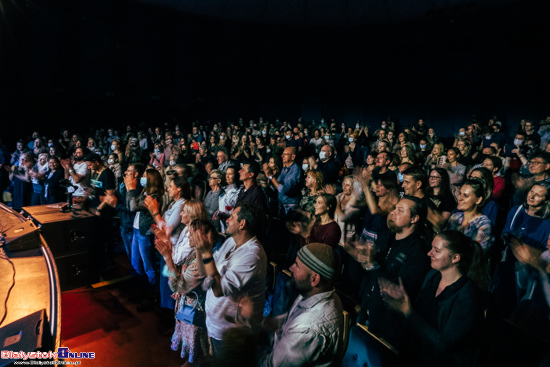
left=218, top=184, right=241, bottom=233
left=158, top=198, right=185, bottom=245
left=259, top=290, right=344, bottom=367
left=205, top=236, right=267, bottom=340
left=68, top=161, right=88, bottom=197
left=172, top=226, right=192, bottom=265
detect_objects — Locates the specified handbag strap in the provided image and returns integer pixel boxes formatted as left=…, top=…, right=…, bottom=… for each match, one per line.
left=509, top=205, right=523, bottom=231
left=186, top=291, right=199, bottom=310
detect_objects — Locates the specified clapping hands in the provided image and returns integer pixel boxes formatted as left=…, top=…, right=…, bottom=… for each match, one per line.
left=379, top=277, right=411, bottom=317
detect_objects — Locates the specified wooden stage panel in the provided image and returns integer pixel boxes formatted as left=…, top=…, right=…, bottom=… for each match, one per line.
left=0, top=254, right=52, bottom=328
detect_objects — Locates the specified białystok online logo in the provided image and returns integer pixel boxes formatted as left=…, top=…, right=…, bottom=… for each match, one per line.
left=1, top=348, right=95, bottom=360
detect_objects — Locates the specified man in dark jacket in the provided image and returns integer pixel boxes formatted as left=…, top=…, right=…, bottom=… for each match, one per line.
left=355, top=196, right=431, bottom=350
left=103, top=163, right=144, bottom=267
left=318, top=144, right=341, bottom=185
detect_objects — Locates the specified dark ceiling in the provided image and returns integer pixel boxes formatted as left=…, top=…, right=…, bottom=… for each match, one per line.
left=0, top=0, right=549, bottom=139
left=137, top=0, right=518, bottom=26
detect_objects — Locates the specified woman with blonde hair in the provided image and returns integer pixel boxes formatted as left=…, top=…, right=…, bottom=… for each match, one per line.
left=156, top=211, right=211, bottom=366
left=334, top=175, right=363, bottom=245
left=425, top=142, right=447, bottom=171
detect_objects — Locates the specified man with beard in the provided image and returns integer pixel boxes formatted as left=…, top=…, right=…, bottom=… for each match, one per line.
left=193, top=203, right=267, bottom=355
left=258, top=243, right=344, bottom=366
left=60, top=147, right=90, bottom=206
left=357, top=196, right=431, bottom=350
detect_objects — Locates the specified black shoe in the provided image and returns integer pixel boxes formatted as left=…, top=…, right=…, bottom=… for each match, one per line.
left=129, top=291, right=146, bottom=304
left=137, top=297, right=156, bottom=312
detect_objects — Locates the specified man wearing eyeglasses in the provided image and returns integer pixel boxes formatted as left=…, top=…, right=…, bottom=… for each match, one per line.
left=513, top=151, right=550, bottom=206
left=527, top=152, right=550, bottom=182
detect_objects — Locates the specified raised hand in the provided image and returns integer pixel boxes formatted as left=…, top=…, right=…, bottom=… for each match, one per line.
left=379, top=277, right=411, bottom=316
left=510, top=235, right=545, bottom=271
left=101, top=193, right=118, bottom=208
left=144, top=195, right=159, bottom=214
left=355, top=239, right=377, bottom=265
left=155, top=237, right=172, bottom=259
left=262, top=162, right=273, bottom=177
left=60, top=158, right=71, bottom=171
left=190, top=223, right=214, bottom=257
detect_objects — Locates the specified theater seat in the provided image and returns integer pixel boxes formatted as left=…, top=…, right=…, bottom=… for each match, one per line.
left=342, top=324, right=399, bottom=367
left=270, top=270, right=297, bottom=317
left=342, top=310, right=350, bottom=353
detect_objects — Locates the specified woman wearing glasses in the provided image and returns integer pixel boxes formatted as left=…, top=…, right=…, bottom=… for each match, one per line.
left=204, top=169, right=225, bottom=232
left=426, top=168, right=456, bottom=234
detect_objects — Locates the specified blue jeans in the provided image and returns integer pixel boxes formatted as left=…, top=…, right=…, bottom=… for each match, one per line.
left=120, top=228, right=133, bottom=260
left=131, top=228, right=157, bottom=288
left=121, top=228, right=138, bottom=278
left=210, top=338, right=223, bottom=356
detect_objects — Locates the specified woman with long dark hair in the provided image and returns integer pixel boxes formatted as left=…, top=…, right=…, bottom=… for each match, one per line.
left=43, top=156, right=65, bottom=204
left=287, top=193, right=341, bottom=249
left=426, top=168, right=456, bottom=233
left=10, top=152, right=35, bottom=210
left=481, top=155, right=505, bottom=201
left=468, top=167, right=498, bottom=226
left=147, top=175, right=191, bottom=310
left=444, top=147, right=466, bottom=200
left=308, top=193, right=341, bottom=248
left=380, top=230, right=487, bottom=367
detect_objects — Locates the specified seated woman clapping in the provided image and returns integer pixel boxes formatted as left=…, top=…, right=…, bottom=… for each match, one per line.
left=380, top=230, right=487, bottom=367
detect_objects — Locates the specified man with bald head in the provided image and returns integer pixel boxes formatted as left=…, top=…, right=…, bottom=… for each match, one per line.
left=318, top=144, right=340, bottom=185
left=263, top=146, right=302, bottom=218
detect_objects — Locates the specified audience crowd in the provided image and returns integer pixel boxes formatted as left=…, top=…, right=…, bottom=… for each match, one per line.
left=1, top=115, right=550, bottom=366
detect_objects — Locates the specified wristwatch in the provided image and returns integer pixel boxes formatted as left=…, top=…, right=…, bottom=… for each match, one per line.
left=363, top=262, right=380, bottom=271
left=202, top=257, right=214, bottom=265
left=69, top=169, right=74, bottom=173
left=269, top=176, right=273, bottom=180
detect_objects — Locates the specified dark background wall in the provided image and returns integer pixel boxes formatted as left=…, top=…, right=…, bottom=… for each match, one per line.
left=1, top=0, right=549, bottom=144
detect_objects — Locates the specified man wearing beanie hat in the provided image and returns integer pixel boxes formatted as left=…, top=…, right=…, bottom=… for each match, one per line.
left=259, top=242, right=344, bottom=367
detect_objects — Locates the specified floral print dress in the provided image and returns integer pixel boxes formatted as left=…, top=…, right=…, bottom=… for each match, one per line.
left=168, top=251, right=209, bottom=363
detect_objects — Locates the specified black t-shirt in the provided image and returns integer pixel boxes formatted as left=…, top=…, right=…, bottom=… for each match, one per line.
left=372, top=167, right=397, bottom=183
left=90, top=167, right=116, bottom=209
left=429, top=193, right=456, bottom=213
left=318, top=158, right=341, bottom=184
left=360, top=232, right=431, bottom=348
